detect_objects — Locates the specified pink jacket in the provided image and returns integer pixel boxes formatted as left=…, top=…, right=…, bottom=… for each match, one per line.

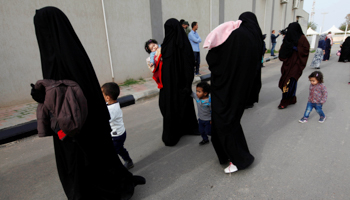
left=35, top=79, right=88, bottom=139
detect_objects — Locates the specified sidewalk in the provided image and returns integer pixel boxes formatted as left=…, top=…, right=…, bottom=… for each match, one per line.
left=0, top=55, right=279, bottom=143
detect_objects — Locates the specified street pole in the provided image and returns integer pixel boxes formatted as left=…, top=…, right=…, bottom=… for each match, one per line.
left=344, top=22, right=348, bottom=41
left=321, top=12, right=328, bottom=33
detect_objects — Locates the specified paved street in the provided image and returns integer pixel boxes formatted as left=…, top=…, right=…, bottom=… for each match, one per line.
left=1, top=44, right=350, bottom=199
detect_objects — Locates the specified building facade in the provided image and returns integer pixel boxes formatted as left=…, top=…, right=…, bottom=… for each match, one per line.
left=0, top=0, right=308, bottom=107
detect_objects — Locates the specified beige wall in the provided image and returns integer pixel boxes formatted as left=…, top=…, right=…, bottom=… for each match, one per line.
left=0, top=0, right=309, bottom=107
left=0, top=0, right=111, bottom=107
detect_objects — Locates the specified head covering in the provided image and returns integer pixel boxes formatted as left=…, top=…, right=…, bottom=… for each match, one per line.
left=279, top=22, right=304, bottom=59
left=203, top=20, right=242, bottom=50
left=339, top=36, right=350, bottom=62
left=34, top=6, right=139, bottom=199
left=206, top=12, right=262, bottom=170
left=319, top=34, right=327, bottom=41
left=159, top=18, right=198, bottom=146
left=263, top=34, right=267, bottom=40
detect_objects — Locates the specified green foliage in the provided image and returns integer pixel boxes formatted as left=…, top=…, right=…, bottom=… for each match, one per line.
left=339, top=13, right=350, bottom=31
left=120, top=78, right=146, bottom=87
left=308, top=22, right=317, bottom=30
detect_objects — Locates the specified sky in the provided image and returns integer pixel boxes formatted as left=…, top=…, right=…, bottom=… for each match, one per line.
left=303, top=0, right=349, bottom=32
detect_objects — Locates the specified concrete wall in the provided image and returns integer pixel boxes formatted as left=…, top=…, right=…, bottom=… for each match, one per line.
left=0, top=0, right=111, bottom=107
left=0, top=0, right=309, bottom=107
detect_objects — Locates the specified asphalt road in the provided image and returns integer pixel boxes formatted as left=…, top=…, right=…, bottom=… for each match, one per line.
left=1, top=44, right=350, bottom=200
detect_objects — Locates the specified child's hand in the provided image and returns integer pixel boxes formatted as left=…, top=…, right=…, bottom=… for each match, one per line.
left=210, top=121, right=212, bottom=124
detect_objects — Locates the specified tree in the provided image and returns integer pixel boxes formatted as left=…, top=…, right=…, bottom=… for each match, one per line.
left=308, top=22, right=317, bottom=30
left=339, top=13, right=350, bottom=31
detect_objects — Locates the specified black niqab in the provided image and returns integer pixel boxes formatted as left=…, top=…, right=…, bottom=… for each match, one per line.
left=34, top=7, right=139, bottom=199
left=206, top=12, right=262, bottom=169
left=279, top=22, right=304, bottom=59
left=159, top=18, right=198, bottom=146
left=339, top=36, right=350, bottom=62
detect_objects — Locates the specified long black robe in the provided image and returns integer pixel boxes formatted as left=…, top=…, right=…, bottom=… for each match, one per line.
left=159, top=18, right=198, bottom=146
left=206, top=12, right=262, bottom=169
left=339, top=37, right=350, bottom=62
left=34, top=7, right=143, bottom=200
left=323, top=38, right=331, bottom=61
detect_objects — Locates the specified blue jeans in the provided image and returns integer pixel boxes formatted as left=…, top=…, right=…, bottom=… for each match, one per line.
left=194, top=52, right=200, bottom=74
left=271, top=43, right=276, bottom=56
left=303, top=102, right=325, bottom=119
left=112, top=131, right=132, bottom=162
left=198, top=119, right=211, bottom=141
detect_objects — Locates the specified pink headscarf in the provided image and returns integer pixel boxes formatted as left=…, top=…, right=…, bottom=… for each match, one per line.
left=203, top=20, right=242, bottom=50
left=326, top=33, right=333, bottom=45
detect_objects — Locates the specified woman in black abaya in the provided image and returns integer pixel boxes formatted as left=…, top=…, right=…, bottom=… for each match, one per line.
left=33, top=7, right=144, bottom=199
left=339, top=36, right=350, bottom=62
left=278, top=22, right=309, bottom=109
left=159, top=18, right=198, bottom=146
left=205, top=12, right=262, bottom=173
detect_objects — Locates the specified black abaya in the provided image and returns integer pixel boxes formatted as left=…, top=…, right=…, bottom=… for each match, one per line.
left=339, top=37, right=350, bottom=62
left=159, top=18, right=198, bottom=146
left=34, top=7, right=143, bottom=199
left=206, top=12, right=262, bottom=169
left=324, top=39, right=331, bottom=61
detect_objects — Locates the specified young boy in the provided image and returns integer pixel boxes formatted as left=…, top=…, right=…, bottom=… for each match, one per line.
left=191, top=82, right=211, bottom=145
left=101, top=82, right=134, bottom=169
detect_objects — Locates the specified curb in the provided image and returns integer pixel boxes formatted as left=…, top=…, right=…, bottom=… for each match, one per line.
left=0, top=57, right=278, bottom=144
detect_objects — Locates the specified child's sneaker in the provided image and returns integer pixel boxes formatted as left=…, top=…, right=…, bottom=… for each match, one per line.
left=298, top=117, right=308, bottom=123
left=224, top=162, right=238, bottom=173
left=124, top=160, right=134, bottom=169
left=318, top=117, right=326, bottom=123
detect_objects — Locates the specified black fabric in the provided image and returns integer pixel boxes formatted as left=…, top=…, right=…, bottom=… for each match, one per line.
left=324, top=39, right=331, bottom=61
left=159, top=18, right=198, bottom=146
left=339, top=37, right=350, bottom=62
left=279, top=22, right=304, bottom=59
left=34, top=7, right=142, bottom=199
left=206, top=12, right=262, bottom=169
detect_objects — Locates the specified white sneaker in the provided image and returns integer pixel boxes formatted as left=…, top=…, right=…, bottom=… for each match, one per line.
left=224, top=162, right=238, bottom=173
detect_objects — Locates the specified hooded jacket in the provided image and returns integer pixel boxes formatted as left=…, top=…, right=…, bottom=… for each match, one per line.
left=34, top=79, right=88, bottom=139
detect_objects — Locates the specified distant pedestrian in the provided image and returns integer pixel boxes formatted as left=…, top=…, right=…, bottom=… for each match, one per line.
left=278, top=22, right=310, bottom=109
left=323, top=33, right=332, bottom=61
left=310, top=34, right=326, bottom=69
left=188, top=21, right=202, bottom=76
left=180, top=20, right=191, bottom=36
left=261, top=34, right=267, bottom=67
left=101, top=82, right=134, bottom=169
left=270, top=30, right=280, bottom=56
left=190, top=82, right=211, bottom=145
left=338, top=36, right=350, bottom=63
left=299, top=71, right=327, bottom=123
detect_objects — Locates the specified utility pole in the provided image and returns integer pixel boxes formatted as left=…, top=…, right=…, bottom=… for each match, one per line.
left=320, top=12, right=328, bottom=33
left=310, top=0, right=315, bottom=23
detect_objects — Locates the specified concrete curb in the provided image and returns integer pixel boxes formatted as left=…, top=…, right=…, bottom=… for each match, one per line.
left=0, top=57, right=278, bottom=144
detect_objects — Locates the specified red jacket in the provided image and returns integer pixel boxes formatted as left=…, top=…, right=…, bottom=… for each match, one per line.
left=35, top=79, right=88, bottom=140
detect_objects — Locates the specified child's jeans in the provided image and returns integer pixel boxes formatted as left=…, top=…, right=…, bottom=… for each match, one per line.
left=303, top=102, right=325, bottom=118
left=112, top=131, right=132, bottom=162
left=198, top=119, right=211, bottom=141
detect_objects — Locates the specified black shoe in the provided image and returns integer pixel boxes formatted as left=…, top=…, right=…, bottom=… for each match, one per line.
left=199, top=140, right=209, bottom=145
left=133, top=175, right=146, bottom=186
left=124, top=160, right=134, bottom=169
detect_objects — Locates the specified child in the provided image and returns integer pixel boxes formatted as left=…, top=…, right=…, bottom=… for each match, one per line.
left=191, top=82, right=212, bottom=145
left=101, top=82, right=134, bottom=169
left=145, top=39, right=161, bottom=71
left=299, top=71, right=328, bottom=123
